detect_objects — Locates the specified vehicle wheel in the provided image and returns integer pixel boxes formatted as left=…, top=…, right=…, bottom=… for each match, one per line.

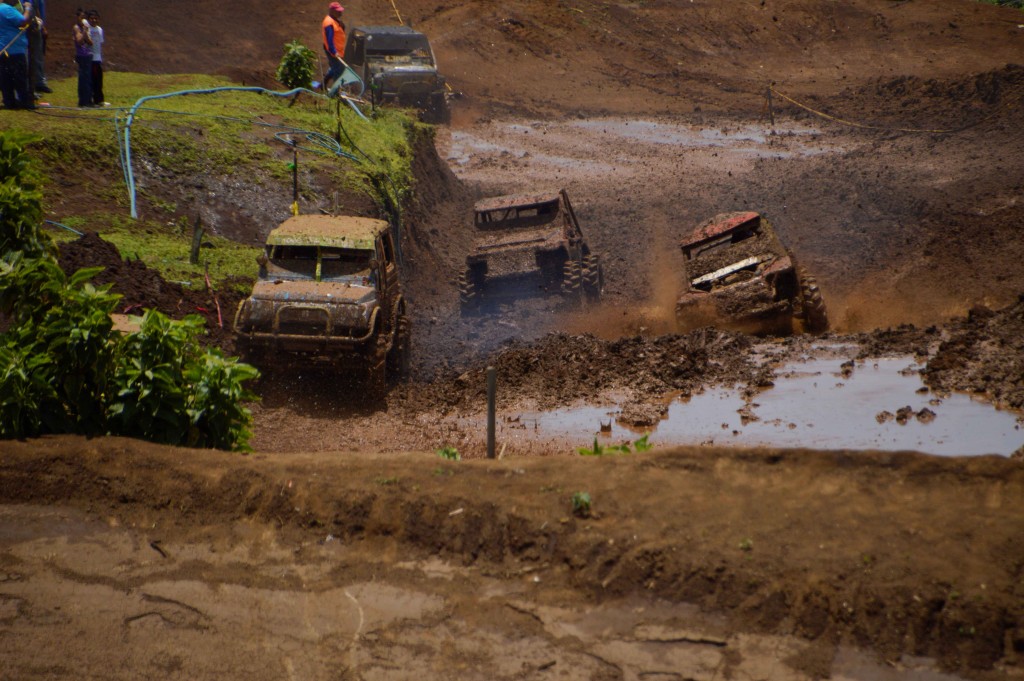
left=561, top=259, right=582, bottom=298
left=459, top=270, right=482, bottom=315
left=387, top=313, right=411, bottom=380
left=798, top=275, right=828, bottom=334
left=423, top=92, right=450, bottom=125
left=581, top=254, right=604, bottom=302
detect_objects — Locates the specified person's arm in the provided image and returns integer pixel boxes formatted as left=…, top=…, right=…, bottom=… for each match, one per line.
left=73, top=19, right=92, bottom=46
left=324, top=24, right=336, bottom=55
left=17, top=1, right=32, bottom=27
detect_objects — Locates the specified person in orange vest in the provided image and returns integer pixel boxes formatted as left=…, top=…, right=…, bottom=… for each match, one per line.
left=321, top=2, right=345, bottom=91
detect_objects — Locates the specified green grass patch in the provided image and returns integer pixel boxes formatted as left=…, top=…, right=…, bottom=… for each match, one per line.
left=22, top=71, right=424, bottom=291
left=100, top=217, right=261, bottom=293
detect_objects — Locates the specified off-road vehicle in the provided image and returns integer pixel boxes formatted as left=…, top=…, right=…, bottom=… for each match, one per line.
left=458, top=189, right=603, bottom=313
left=675, top=211, right=827, bottom=335
left=343, top=25, right=449, bottom=123
left=233, top=215, right=409, bottom=391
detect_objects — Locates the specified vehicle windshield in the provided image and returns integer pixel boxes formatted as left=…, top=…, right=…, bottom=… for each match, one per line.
left=268, top=245, right=374, bottom=281
left=366, top=36, right=434, bottom=64
left=475, top=200, right=560, bottom=230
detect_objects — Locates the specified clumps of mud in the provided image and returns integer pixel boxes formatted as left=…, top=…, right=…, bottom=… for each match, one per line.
left=923, top=297, right=1024, bottom=411
left=845, top=64, right=1024, bottom=130
left=395, top=327, right=760, bottom=412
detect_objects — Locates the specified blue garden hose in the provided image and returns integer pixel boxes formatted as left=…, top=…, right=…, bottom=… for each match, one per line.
left=122, top=86, right=368, bottom=218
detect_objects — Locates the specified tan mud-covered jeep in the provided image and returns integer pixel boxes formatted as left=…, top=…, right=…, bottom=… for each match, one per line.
left=233, top=215, right=409, bottom=391
left=675, top=211, right=827, bottom=335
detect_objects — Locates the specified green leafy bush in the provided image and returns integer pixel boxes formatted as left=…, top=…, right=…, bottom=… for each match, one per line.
left=107, top=310, right=259, bottom=449
left=276, top=40, right=317, bottom=90
left=0, top=130, right=259, bottom=450
left=0, top=131, right=52, bottom=259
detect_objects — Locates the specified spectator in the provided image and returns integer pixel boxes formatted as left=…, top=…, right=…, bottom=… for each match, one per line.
left=321, top=2, right=345, bottom=91
left=26, top=0, right=47, bottom=94
left=86, top=9, right=106, bottom=106
left=72, top=7, right=91, bottom=107
left=0, top=0, right=33, bottom=110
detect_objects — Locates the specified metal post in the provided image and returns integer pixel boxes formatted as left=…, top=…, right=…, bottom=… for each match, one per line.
left=486, top=366, right=496, bottom=459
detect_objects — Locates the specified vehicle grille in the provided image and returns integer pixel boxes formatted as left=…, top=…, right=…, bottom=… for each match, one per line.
left=278, top=307, right=329, bottom=336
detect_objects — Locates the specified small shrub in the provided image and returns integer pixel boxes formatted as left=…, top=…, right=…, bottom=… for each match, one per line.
left=571, top=491, right=592, bottom=518
left=436, top=446, right=460, bottom=461
left=276, top=40, right=317, bottom=90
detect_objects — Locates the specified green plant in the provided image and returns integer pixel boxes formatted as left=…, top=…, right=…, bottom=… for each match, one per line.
left=739, top=538, right=754, bottom=552
left=276, top=40, right=317, bottom=90
left=571, top=491, right=592, bottom=518
left=0, top=131, right=52, bottom=259
left=106, top=310, right=258, bottom=449
left=577, top=433, right=653, bottom=456
left=0, top=131, right=259, bottom=450
left=436, top=446, right=460, bottom=461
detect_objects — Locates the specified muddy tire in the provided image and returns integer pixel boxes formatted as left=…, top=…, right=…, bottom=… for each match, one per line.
left=561, top=259, right=582, bottom=298
left=581, top=254, right=604, bottom=302
left=459, top=271, right=482, bottom=315
left=387, top=313, right=411, bottom=380
left=422, top=92, right=450, bottom=125
left=798, top=275, right=828, bottom=334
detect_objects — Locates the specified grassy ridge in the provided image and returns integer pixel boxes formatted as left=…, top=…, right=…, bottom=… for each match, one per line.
left=16, top=71, right=422, bottom=291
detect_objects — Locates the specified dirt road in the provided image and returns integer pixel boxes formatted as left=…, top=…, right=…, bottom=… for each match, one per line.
left=6, top=0, right=1024, bottom=678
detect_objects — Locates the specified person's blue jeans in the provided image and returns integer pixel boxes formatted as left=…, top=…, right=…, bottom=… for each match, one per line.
left=76, top=54, right=92, bottom=106
left=324, top=50, right=343, bottom=87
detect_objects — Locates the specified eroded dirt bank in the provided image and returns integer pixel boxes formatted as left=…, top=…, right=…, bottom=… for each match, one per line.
left=2, top=436, right=1023, bottom=679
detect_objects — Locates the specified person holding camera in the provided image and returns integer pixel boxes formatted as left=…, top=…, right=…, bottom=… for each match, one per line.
left=72, top=6, right=91, bottom=107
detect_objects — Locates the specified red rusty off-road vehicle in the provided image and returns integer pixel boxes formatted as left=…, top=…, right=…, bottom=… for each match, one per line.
left=675, top=211, right=827, bottom=335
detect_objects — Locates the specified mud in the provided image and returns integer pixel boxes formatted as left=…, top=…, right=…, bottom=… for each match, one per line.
left=8, top=0, right=1024, bottom=678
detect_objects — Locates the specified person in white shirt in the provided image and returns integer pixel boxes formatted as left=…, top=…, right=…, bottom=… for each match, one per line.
left=86, top=8, right=106, bottom=106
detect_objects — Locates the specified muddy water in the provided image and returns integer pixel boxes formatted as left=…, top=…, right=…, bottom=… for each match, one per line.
left=506, top=355, right=1022, bottom=457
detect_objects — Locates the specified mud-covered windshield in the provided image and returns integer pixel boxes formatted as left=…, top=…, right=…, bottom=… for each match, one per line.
left=366, top=36, right=434, bottom=64
left=267, top=245, right=374, bottom=282
left=475, top=200, right=560, bottom=230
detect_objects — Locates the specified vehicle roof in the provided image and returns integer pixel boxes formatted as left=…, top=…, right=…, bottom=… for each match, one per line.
left=352, top=25, right=426, bottom=38
left=680, top=211, right=761, bottom=249
left=474, top=192, right=562, bottom=213
left=266, top=215, right=389, bottom=250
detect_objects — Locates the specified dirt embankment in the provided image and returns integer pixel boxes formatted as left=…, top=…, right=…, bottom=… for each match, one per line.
left=2, top=436, right=1023, bottom=676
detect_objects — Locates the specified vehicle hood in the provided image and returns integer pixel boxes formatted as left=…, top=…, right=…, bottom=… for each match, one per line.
left=249, top=279, right=376, bottom=306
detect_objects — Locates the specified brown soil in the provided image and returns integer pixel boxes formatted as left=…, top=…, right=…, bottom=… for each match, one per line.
left=6, top=1, right=1024, bottom=679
